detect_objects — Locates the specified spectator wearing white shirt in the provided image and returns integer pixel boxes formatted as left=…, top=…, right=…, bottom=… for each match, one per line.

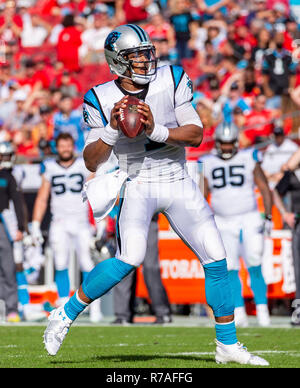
left=262, top=126, right=299, bottom=189
left=21, top=13, right=51, bottom=48
left=79, top=11, right=111, bottom=64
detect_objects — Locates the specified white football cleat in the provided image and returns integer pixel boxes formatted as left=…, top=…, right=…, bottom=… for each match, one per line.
left=43, top=305, right=72, bottom=356
left=256, top=304, right=271, bottom=327
left=215, top=340, right=269, bottom=366
left=234, top=306, right=249, bottom=327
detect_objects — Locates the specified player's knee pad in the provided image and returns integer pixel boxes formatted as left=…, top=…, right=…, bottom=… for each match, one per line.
left=203, top=258, right=234, bottom=318
left=82, top=257, right=135, bottom=301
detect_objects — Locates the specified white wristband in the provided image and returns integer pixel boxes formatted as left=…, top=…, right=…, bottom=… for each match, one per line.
left=32, top=220, right=41, bottom=230
left=31, top=220, right=41, bottom=235
left=147, top=124, right=169, bottom=143
left=99, top=124, right=119, bottom=146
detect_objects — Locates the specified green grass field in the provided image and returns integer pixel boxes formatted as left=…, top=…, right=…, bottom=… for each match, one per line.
left=0, top=324, right=300, bottom=368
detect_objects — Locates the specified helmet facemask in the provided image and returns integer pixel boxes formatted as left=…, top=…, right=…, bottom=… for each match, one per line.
left=215, top=140, right=239, bottom=160
left=214, top=122, right=240, bottom=160
left=118, top=46, right=158, bottom=85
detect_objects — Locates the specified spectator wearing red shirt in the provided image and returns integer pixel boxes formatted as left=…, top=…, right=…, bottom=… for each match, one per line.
left=54, top=70, right=82, bottom=97
left=17, top=59, right=50, bottom=93
left=0, top=0, right=23, bottom=46
left=13, top=129, right=39, bottom=156
left=61, top=0, right=87, bottom=15
left=242, top=94, right=275, bottom=146
left=38, top=0, right=61, bottom=16
left=219, top=55, right=239, bottom=89
left=234, top=19, right=257, bottom=55
left=37, top=0, right=86, bottom=17
left=56, top=13, right=82, bottom=72
left=145, top=14, right=176, bottom=48
left=115, top=0, right=150, bottom=24
left=144, top=14, right=176, bottom=65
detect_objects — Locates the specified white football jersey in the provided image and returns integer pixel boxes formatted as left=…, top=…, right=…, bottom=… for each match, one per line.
left=42, top=157, right=91, bottom=222
left=83, top=65, right=197, bottom=183
left=199, top=148, right=261, bottom=217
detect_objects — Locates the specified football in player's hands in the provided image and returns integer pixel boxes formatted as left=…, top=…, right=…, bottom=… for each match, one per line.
left=117, top=96, right=145, bottom=138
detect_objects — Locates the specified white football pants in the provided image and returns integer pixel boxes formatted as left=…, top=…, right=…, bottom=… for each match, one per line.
left=49, top=218, right=94, bottom=273
left=115, top=176, right=226, bottom=267
left=214, top=211, right=264, bottom=271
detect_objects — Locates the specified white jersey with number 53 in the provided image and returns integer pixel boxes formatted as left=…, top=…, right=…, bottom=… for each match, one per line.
left=83, top=65, right=201, bottom=182
left=41, top=157, right=90, bottom=222
left=199, top=148, right=262, bottom=217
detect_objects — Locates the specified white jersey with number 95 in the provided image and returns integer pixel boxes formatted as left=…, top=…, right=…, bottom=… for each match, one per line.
left=41, top=157, right=90, bottom=222
left=199, top=148, right=262, bottom=217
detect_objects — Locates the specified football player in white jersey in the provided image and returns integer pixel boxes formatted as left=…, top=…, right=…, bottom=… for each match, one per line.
left=200, top=122, right=273, bottom=327
left=32, top=133, right=102, bottom=322
left=43, top=24, right=269, bottom=366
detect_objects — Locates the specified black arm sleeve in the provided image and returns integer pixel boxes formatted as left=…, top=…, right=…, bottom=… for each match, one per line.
left=275, top=170, right=292, bottom=197
left=7, top=174, right=25, bottom=232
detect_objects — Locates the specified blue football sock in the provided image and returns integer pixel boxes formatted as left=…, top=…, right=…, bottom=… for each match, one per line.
left=64, top=258, right=134, bottom=321
left=228, top=270, right=244, bottom=308
left=82, top=257, right=135, bottom=301
left=203, top=259, right=234, bottom=318
left=204, top=259, right=237, bottom=345
left=215, top=321, right=238, bottom=345
left=64, top=291, right=88, bottom=321
left=16, top=271, right=30, bottom=306
left=55, top=269, right=70, bottom=299
left=248, top=265, right=267, bottom=305
left=82, top=271, right=89, bottom=283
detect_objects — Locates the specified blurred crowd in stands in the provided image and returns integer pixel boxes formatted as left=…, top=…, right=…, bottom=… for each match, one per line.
left=0, top=0, right=299, bottom=161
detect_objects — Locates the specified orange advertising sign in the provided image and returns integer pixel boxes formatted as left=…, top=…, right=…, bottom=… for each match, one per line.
left=136, top=214, right=296, bottom=304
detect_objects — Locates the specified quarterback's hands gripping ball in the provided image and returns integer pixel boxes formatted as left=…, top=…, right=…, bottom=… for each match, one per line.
left=116, top=96, right=145, bottom=138
left=110, top=95, right=128, bottom=130
left=137, top=100, right=155, bottom=136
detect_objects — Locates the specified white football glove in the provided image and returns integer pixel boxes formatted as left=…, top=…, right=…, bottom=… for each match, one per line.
left=264, top=216, right=273, bottom=237
left=31, top=221, right=44, bottom=246
left=22, top=232, right=33, bottom=247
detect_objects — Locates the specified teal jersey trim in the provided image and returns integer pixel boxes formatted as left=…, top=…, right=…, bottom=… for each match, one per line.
left=84, top=88, right=108, bottom=126
left=170, top=65, right=185, bottom=91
